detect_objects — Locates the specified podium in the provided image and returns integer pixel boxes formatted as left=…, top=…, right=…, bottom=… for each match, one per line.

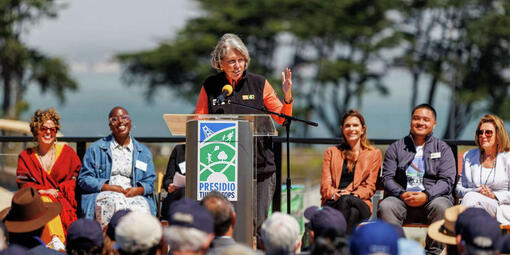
left=163, top=114, right=277, bottom=245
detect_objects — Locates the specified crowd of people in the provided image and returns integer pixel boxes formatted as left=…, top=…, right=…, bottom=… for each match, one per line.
left=0, top=32, right=510, bottom=255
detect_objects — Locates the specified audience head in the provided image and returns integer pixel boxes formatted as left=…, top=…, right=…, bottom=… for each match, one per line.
left=398, top=238, right=425, bottom=255
left=428, top=205, right=467, bottom=246
left=475, top=114, right=510, bottom=153
left=304, top=206, right=346, bottom=240
left=340, top=109, right=374, bottom=151
left=66, top=218, right=104, bottom=255
left=260, top=212, right=301, bottom=255
left=115, top=211, right=162, bottom=255
left=200, top=191, right=235, bottom=237
left=29, top=108, right=61, bottom=147
left=108, top=106, right=131, bottom=141
left=350, top=220, right=399, bottom=255
left=498, top=234, right=510, bottom=255
left=410, top=103, right=437, bottom=138
left=165, top=199, right=214, bottom=254
left=0, top=244, right=28, bottom=255
left=106, top=209, right=131, bottom=241
left=455, top=208, right=501, bottom=254
left=2, top=187, right=61, bottom=235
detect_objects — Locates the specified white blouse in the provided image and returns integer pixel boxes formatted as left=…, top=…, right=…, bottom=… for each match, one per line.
left=456, top=149, right=510, bottom=204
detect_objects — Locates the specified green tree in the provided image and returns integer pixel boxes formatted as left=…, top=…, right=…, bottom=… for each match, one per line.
left=117, top=0, right=400, bottom=137
left=396, top=0, right=510, bottom=138
left=0, top=0, right=77, bottom=118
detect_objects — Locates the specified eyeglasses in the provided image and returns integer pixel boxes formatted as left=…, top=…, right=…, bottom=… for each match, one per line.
left=109, top=115, right=130, bottom=124
left=477, top=129, right=494, bottom=137
left=223, top=58, right=245, bottom=67
left=40, top=126, right=57, bottom=134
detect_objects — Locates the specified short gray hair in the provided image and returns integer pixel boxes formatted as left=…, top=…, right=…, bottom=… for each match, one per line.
left=210, top=33, right=250, bottom=71
left=164, top=226, right=210, bottom=252
left=261, top=212, right=301, bottom=255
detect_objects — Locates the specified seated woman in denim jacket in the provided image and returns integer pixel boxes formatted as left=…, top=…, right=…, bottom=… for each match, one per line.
left=320, top=110, right=382, bottom=233
left=457, top=114, right=510, bottom=224
left=78, top=106, right=156, bottom=227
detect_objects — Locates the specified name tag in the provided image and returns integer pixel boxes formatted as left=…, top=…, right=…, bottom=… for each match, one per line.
left=136, top=160, right=147, bottom=171
left=431, top=152, right=441, bottom=159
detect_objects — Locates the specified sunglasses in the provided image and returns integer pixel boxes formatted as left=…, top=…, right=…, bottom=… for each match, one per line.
left=40, top=126, right=57, bottom=133
left=477, top=129, right=494, bottom=137
left=109, top=115, right=130, bottom=124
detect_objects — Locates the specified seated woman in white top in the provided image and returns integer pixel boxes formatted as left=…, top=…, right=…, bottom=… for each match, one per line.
left=456, top=114, right=510, bottom=224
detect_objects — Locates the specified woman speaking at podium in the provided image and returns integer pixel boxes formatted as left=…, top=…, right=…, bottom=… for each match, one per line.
left=194, top=33, right=293, bottom=237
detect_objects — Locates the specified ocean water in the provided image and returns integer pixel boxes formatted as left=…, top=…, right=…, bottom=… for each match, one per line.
left=22, top=70, right=479, bottom=139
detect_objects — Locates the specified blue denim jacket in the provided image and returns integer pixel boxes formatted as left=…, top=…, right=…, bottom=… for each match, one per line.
left=78, top=135, right=156, bottom=218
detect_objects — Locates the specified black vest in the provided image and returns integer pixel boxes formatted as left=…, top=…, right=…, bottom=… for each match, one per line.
left=203, top=71, right=276, bottom=175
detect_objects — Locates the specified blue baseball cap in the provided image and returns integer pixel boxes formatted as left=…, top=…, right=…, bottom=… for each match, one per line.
left=304, top=206, right=346, bottom=237
left=498, top=234, right=510, bottom=254
left=455, top=208, right=501, bottom=250
left=350, top=220, right=399, bottom=255
left=168, top=198, right=214, bottom=234
left=106, top=209, right=131, bottom=241
left=66, top=218, right=104, bottom=249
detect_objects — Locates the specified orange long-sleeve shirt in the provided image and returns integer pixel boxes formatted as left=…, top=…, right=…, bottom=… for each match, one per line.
left=194, top=79, right=292, bottom=125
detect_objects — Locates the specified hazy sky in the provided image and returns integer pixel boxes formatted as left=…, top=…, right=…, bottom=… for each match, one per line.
left=23, top=0, right=199, bottom=71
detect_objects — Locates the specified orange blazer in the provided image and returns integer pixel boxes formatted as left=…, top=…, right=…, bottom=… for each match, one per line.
left=320, top=146, right=382, bottom=212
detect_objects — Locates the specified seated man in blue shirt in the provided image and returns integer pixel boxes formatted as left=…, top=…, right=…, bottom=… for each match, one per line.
left=378, top=104, right=456, bottom=255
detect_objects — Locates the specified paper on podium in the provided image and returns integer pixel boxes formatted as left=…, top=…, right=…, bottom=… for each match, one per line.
left=173, top=172, right=186, bottom=188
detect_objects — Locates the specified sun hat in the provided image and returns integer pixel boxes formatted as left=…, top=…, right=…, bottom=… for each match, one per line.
left=428, top=205, right=466, bottom=245
left=1, top=187, right=61, bottom=233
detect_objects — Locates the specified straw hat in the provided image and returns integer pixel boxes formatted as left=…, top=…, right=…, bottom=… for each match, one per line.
left=1, top=187, right=61, bottom=233
left=428, top=205, right=466, bottom=245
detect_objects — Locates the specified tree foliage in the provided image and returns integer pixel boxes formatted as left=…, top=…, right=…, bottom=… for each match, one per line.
left=0, top=0, right=77, bottom=118
left=118, top=0, right=510, bottom=138
left=396, top=0, right=510, bottom=138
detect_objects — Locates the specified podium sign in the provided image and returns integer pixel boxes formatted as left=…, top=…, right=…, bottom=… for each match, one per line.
left=197, top=120, right=238, bottom=201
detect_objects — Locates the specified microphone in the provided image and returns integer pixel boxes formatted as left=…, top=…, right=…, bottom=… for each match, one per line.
left=216, top=84, right=233, bottom=103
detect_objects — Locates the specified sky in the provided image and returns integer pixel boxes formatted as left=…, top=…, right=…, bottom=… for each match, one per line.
left=24, top=0, right=199, bottom=73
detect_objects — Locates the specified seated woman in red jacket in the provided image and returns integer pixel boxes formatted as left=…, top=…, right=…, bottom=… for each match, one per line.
left=320, top=110, right=382, bottom=233
left=16, top=108, right=81, bottom=245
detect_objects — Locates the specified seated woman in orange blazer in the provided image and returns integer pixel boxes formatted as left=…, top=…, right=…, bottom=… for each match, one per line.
left=320, top=110, right=382, bottom=233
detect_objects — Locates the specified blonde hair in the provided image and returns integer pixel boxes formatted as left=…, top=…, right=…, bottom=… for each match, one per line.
left=29, top=108, right=61, bottom=137
left=340, top=110, right=376, bottom=171
left=475, top=114, right=510, bottom=153
left=210, top=33, right=250, bottom=71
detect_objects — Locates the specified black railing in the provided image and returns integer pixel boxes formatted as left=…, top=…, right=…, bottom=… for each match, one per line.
left=0, top=136, right=476, bottom=211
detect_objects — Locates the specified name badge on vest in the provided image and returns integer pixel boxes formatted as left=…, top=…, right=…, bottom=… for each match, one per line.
left=242, top=94, right=255, bottom=100
left=431, top=152, right=441, bottom=159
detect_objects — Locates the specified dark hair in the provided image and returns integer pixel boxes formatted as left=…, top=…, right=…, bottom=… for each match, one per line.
left=311, top=236, right=349, bottom=255
left=339, top=110, right=375, bottom=171
left=67, top=245, right=104, bottom=255
left=201, top=191, right=234, bottom=236
left=412, top=103, right=437, bottom=120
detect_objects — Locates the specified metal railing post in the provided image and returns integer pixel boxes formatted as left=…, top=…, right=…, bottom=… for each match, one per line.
left=272, top=140, right=282, bottom=212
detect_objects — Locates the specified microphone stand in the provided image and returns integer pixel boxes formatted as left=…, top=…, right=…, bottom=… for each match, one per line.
left=228, top=99, right=318, bottom=214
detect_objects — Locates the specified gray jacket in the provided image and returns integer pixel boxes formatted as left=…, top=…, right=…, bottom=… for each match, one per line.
left=382, top=133, right=457, bottom=202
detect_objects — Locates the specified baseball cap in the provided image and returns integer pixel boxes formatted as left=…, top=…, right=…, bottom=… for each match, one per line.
left=350, top=220, right=399, bottom=255
left=115, top=211, right=163, bottom=253
left=304, top=206, right=346, bottom=237
left=106, top=209, right=131, bottom=241
left=455, top=208, right=501, bottom=250
left=66, top=218, right=104, bottom=250
left=168, top=198, right=214, bottom=234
